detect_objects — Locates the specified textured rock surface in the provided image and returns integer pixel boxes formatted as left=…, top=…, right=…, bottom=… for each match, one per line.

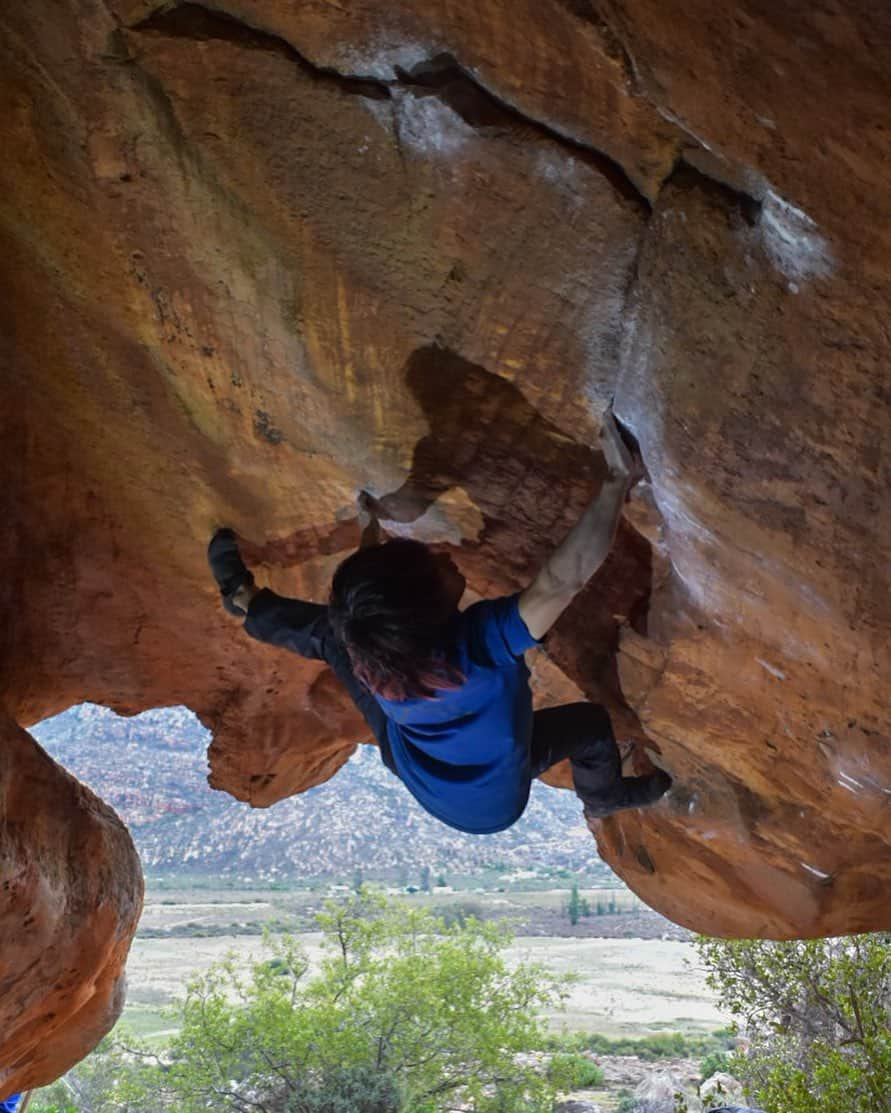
left=1, top=0, right=890, bottom=1088
left=0, top=715, right=142, bottom=1097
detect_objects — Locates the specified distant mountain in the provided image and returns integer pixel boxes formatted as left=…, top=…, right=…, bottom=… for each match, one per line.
left=32, top=704, right=610, bottom=885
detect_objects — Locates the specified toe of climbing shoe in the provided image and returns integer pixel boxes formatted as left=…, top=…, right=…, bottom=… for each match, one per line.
left=642, top=768, right=672, bottom=803
left=582, top=769, right=673, bottom=822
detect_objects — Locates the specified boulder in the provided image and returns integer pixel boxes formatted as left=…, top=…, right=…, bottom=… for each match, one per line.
left=0, top=715, right=142, bottom=1096
left=700, top=1073, right=745, bottom=1107
left=2, top=0, right=891, bottom=1091
left=634, top=1070, right=702, bottom=1113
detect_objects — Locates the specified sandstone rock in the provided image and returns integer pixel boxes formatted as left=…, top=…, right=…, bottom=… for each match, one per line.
left=0, top=715, right=142, bottom=1096
left=704, top=1107, right=763, bottom=1113
left=635, top=1069, right=702, bottom=1112
left=699, top=1073, right=745, bottom=1107
left=554, top=1100, right=605, bottom=1113
left=2, top=0, right=891, bottom=1089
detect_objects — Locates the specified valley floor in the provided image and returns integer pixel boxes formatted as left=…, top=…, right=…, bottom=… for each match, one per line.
left=124, top=883, right=728, bottom=1041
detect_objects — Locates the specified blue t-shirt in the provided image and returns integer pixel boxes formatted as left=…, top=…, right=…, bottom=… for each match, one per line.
left=375, top=594, right=539, bottom=833
left=0, top=1095, right=22, bottom=1113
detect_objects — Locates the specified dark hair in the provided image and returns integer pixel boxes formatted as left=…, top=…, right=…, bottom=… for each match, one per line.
left=328, top=539, right=465, bottom=701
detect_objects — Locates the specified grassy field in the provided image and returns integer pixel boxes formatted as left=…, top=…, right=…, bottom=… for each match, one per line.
left=122, top=882, right=726, bottom=1043
left=137, top=881, right=643, bottom=934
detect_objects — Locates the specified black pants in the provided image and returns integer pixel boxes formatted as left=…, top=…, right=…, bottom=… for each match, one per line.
left=245, top=588, right=648, bottom=815
left=529, top=702, right=664, bottom=815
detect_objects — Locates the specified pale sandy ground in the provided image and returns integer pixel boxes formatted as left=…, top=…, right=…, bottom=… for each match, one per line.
left=125, top=932, right=728, bottom=1038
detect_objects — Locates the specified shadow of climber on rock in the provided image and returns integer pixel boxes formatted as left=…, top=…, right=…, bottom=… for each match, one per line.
left=369, top=345, right=605, bottom=576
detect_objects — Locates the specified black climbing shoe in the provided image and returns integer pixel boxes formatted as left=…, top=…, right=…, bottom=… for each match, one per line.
left=208, top=528, right=254, bottom=616
left=583, top=769, right=672, bottom=821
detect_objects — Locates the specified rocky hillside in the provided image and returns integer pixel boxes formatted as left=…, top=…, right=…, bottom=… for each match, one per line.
left=33, top=704, right=600, bottom=884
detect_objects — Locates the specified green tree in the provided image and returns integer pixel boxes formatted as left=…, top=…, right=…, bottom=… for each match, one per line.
left=420, top=864, right=431, bottom=892
left=31, top=1036, right=151, bottom=1113
left=111, top=892, right=570, bottom=1112
left=566, top=883, right=590, bottom=926
left=697, top=932, right=891, bottom=1113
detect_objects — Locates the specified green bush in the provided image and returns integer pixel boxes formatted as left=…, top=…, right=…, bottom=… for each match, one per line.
left=284, top=1065, right=402, bottom=1112
left=697, top=933, right=891, bottom=1113
left=547, top=1052, right=604, bottom=1089
left=615, top=1090, right=637, bottom=1113
left=541, top=1028, right=730, bottom=1061
left=699, top=1048, right=733, bottom=1081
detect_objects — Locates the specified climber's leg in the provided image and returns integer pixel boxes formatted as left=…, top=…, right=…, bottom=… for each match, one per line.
left=529, top=702, right=670, bottom=817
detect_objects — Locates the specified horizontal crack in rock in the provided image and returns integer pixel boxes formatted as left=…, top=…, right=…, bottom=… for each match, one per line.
left=127, top=1, right=650, bottom=210
left=555, top=0, right=768, bottom=211
left=129, top=3, right=392, bottom=100
left=393, top=52, right=648, bottom=209
left=662, top=159, right=764, bottom=223
left=129, top=2, right=766, bottom=216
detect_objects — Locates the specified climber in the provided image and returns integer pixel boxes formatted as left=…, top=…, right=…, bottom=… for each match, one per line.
left=207, top=408, right=671, bottom=834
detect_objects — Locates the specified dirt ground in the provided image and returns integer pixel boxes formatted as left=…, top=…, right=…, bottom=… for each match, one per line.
left=124, top=929, right=726, bottom=1038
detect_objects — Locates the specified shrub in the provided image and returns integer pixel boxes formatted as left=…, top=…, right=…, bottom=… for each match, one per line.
left=697, top=933, right=891, bottom=1113
left=547, top=1052, right=604, bottom=1089
left=284, top=1065, right=402, bottom=1112
left=699, top=1049, right=733, bottom=1082
left=615, top=1090, right=637, bottom=1113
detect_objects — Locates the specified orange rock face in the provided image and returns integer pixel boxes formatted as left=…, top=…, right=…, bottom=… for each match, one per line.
left=0, top=715, right=142, bottom=1097
left=2, top=0, right=890, bottom=1090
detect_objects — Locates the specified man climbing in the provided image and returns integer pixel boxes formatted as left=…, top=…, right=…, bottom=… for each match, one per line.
left=208, top=409, right=671, bottom=834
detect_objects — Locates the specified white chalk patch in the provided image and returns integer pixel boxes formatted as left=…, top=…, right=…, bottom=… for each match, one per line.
left=756, top=658, right=787, bottom=680
left=800, top=862, right=831, bottom=880
left=334, top=38, right=432, bottom=81
left=837, top=770, right=864, bottom=791
left=361, top=96, right=398, bottom=138
left=535, top=149, right=583, bottom=192
left=395, top=91, right=472, bottom=159
left=656, top=105, right=714, bottom=153
left=761, top=190, right=834, bottom=282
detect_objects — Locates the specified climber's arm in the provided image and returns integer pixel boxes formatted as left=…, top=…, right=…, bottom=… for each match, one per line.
left=518, top=412, right=634, bottom=641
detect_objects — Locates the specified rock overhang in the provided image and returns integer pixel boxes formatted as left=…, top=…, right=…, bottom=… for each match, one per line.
left=1, top=0, right=890, bottom=1096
